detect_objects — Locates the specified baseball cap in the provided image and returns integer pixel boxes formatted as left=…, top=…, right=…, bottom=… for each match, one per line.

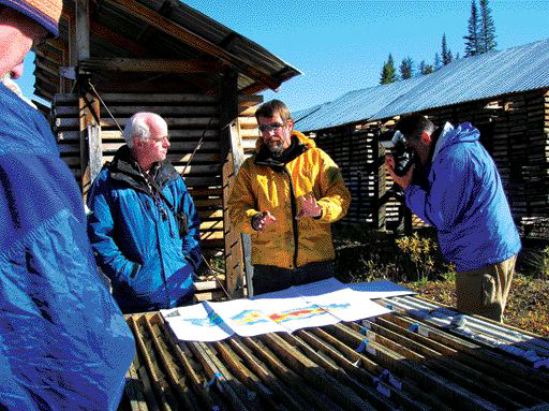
left=0, top=0, right=63, bottom=37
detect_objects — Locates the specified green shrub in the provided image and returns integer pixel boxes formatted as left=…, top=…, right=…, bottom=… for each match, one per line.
left=334, top=225, right=454, bottom=283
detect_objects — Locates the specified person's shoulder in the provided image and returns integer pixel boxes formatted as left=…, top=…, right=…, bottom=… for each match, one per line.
left=92, top=165, right=114, bottom=186
left=240, top=156, right=257, bottom=169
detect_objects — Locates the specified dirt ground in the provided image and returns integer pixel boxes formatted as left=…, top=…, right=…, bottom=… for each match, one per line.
left=406, top=275, right=549, bottom=337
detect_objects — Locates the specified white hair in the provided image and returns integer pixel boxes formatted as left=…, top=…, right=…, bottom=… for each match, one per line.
left=123, top=112, right=151, bottom=148
left=122, top=111, right=167, bottom=148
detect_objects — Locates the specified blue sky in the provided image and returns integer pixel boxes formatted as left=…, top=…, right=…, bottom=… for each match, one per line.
left=19, top=0, right=549, bottom=112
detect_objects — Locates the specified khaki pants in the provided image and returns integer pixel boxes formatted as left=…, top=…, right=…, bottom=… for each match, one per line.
left=456, top=255, right=517, bottom=323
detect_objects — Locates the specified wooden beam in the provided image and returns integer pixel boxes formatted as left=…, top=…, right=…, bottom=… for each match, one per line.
left=75, top=0, right=90, bottom=61
left=104, top=0, right=280, bottom=91
left=220, top=71, right=246, bottom=298
left=240, top=81, right=271, bottom=96
left=90, top=20, right=149, bottom=57
left=78, top=84, right=101, bottom=197
left=80, top=58, right=221, bottom=74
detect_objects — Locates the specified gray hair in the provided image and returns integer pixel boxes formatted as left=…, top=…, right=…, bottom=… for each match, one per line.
left=123, top=113, right=151, bottom=148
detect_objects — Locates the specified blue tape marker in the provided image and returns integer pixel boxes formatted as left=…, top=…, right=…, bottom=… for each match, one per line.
left=386, top=304, right=393, bottom=310
left=356, top=338, right=369, bottom=353
left=381, top=369, right=402, bottom=390
left=408, top=323, right=419, bottom=333
left=204, top=372, right=223, bottom=390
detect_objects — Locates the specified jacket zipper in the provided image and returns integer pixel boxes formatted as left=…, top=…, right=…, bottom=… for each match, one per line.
left=283, top=166, right=299, bottom=268
left=154, top=209, right=170, bottom=308
left=145, top=175, right=170, bottom=307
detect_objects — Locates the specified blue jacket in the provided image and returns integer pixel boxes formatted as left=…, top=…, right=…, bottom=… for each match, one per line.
left=405, top=122, right=521, bottom=272
left=0, top=84, right=135, bottom=410
left=87, top=145, right=201, bottom=312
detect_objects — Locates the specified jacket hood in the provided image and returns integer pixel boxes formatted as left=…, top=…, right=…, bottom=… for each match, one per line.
left=433, top=122, right=480, bottom=160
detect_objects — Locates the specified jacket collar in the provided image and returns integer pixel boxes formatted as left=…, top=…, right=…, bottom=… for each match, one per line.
left=254, top=131, right=311, bottom=169
left=108, top=145, right=178, bottom=192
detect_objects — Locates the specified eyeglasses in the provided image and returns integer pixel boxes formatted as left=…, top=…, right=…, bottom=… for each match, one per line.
left=258, top=122, right=284, bottom=133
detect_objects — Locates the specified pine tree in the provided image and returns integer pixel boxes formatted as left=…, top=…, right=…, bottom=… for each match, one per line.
left=399, top=57, right=414, bottom=79
left=479, top=0, right=497, bottom=53
left=441, top=33, right=453, bottom=65
left=464, top=0, right=480, bottom=57
left=379, top=54, right=397, bottom=84
left=419, top=60, right=434, bottom=75
left=434, top=52, right=442, bottom=71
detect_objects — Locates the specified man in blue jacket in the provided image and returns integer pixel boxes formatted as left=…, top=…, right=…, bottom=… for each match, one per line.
left=0, top=1, right=135, bottom=409
left=386, top=115, right=521, bottom=322
left=87, top=112, right=202, bottom=313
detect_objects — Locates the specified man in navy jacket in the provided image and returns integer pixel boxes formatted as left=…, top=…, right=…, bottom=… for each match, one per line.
left=87, top=112, right=201, bottom=313
left=0, top=1, right=135, bottom=409
left=386, top=115, right=521, bottom=322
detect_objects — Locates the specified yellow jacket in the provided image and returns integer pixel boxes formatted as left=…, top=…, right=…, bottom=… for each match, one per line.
left=227, top=131, right=351, bottom=269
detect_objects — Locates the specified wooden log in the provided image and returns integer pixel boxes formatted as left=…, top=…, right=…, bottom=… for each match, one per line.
left=80, top=58, right=222, bottom=74
left=54, top=93, right=218, bottom=104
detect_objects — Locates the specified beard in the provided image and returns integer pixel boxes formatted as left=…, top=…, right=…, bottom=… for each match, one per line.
left=268, top=140, right=285, bottom=158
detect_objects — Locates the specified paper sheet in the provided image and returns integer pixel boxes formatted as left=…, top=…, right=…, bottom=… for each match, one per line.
left=162, top=279, right=414, bottom=341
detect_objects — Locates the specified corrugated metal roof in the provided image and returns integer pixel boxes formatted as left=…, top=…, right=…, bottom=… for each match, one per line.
left=294, top=77, right=423, bottom=131
left=295, top=39, right=549, bottom=132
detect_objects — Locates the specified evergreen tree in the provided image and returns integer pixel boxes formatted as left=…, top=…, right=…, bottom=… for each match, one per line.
left=379, top=54, right=397, bottom=84
left=464, top=0, right=480, bottom=57
left=419, top=60, right=434, bottom=75
left=441, top=33, right=453, bottom=65
left=455, top=52, right=461, bottom=60
left=479, top=0, right=497, bottom=52
left=434, top=52, right=442, bottom=71
left=399, top=57, right=414, bottom=79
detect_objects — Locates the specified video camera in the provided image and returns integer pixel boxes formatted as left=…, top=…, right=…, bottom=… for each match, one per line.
left=380, top=129, right=416, bottom=177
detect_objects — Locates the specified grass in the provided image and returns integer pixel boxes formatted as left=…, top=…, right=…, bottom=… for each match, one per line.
left=333, top=224, right=549, bottom=337
left=406, top=274, right=549, bottom=336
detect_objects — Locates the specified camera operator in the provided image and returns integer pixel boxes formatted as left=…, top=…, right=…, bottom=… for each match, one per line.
left=385, top=115, right=521, bottom=323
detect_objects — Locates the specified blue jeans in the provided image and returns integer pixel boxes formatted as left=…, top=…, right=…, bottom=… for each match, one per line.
left=252, top=261, right=335, bottom=296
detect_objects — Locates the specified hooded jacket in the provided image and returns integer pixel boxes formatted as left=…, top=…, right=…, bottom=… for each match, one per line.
left=227, top=131, right=351, bottom=269
left=0, top=83, right=135, bottom=410
left=405, top=122, right=521, bottom=272
left=87, top=145, right=201, bottom=312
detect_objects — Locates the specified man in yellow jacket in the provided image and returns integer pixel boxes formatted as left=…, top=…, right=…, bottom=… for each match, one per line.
left=228, top=100, right=351, bottom=295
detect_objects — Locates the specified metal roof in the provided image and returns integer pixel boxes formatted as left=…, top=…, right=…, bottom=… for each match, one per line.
left=294, top=76, right=423, bottom=131
left=295, top=39, right=549, bottom=132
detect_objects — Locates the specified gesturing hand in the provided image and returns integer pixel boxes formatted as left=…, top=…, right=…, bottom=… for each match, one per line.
left=296, top=193, right=322, bottom=219
left=251, top=211, right=277, bottom=231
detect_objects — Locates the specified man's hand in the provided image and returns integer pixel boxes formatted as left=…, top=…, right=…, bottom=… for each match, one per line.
left=386, top=155, right=414, bottom=189
left=296, top=193, right=322, bottom=219
left=251, top=211, right=277, bottom=231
